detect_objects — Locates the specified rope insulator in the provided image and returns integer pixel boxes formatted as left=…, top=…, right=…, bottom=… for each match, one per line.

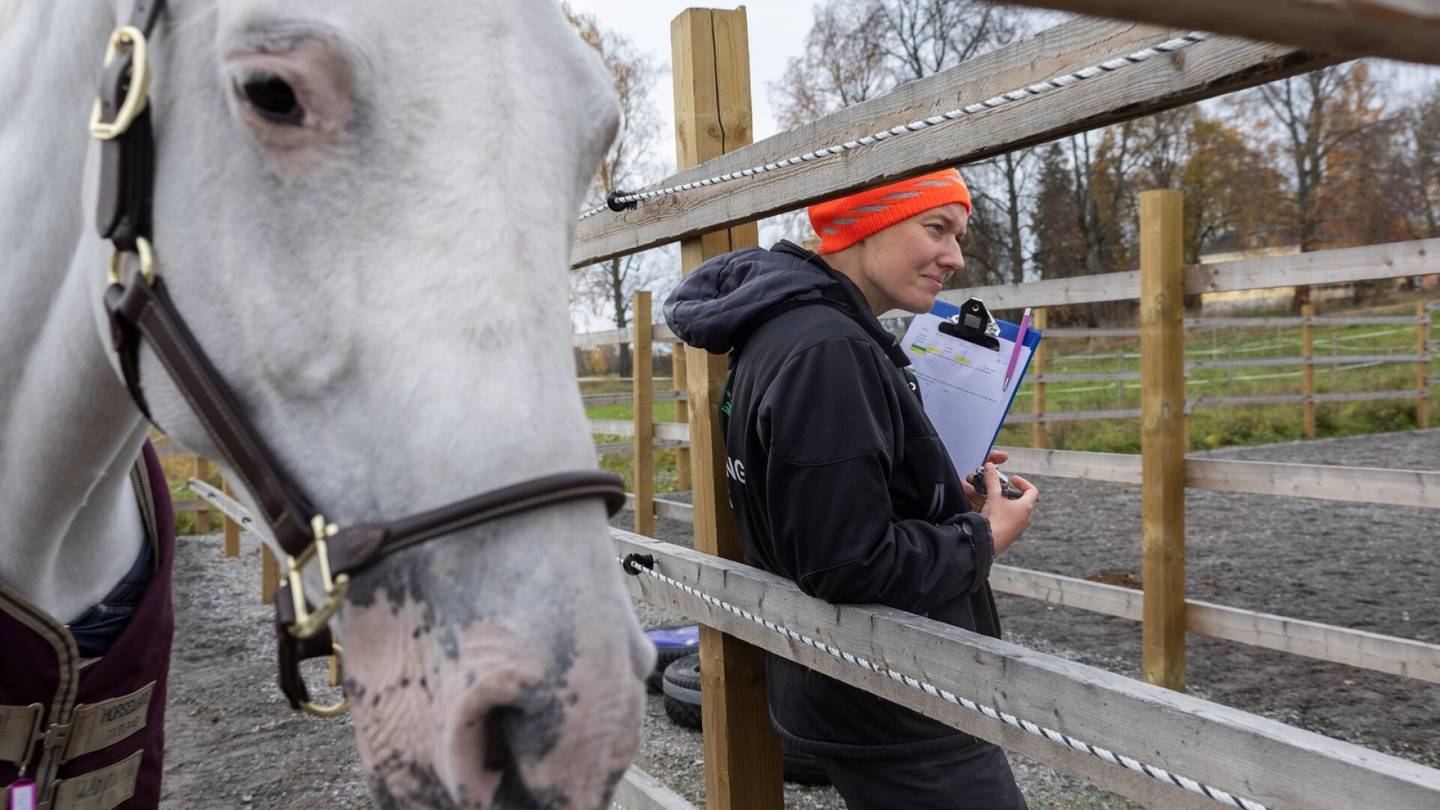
left=606, top=190, right=638, bottom=212
left=621, top=552, right=655, bottom=576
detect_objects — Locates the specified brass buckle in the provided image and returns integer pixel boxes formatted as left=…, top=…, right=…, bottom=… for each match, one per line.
left=89, top=26, right=152, bottom=140
left=286, top=516, right=350, bottom=640
left=106, top=235, right=157, bottom=286
left=299, top=642, right=350, bottom=719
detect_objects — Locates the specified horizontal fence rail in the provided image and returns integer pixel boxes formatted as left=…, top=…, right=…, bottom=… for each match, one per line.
left=575, top=323, right=678, bottom=349
left=573, top=20, right=1328, bottom=268
left=584, top=390, right=687, bottom=407
left=1006, top=0, right=1440, bottom=67
left=1041, top=315, right=1428, bottom=339
left=610, top=767, right=696, bottom=810
left=1187, top=390, right=1422, bottom=408
left=591, top=419, right=690, bottom=443
left=1184, top=354, right=1430, bottom=370
left=987, top=566, right=1440, bottom=684
left=999, top=447, right=1440, bottom=509
left=613, top=531, right=1440, bottom=810
left=929, top=238, right=1440, bottom=312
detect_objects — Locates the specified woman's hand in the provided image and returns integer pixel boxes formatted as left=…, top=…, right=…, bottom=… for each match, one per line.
left=960, top=449, right=1009, bottom=513
left=975, top=462, right=1037, bottom=556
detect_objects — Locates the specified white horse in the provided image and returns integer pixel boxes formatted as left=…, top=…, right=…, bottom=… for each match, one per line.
left=0, top=0, right=652, bottom=806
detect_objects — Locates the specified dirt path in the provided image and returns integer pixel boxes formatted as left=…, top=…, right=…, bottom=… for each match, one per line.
left=160, top=429, right=1440, bottom=807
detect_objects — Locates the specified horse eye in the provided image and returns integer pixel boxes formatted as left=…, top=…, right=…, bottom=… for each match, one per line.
left=236, top=74, right=303, bottom=125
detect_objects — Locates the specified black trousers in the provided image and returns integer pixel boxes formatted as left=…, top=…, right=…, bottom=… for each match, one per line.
left=811, top=740, right=1027, bottom=809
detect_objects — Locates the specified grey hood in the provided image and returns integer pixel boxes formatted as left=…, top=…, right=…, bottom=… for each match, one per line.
left=663, top=241, right=839, bottom=354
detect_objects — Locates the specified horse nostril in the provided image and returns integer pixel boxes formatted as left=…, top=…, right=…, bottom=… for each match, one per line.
left=484, top=705, right=556, bottom=807
left=483, top=705, right=522, bottom=773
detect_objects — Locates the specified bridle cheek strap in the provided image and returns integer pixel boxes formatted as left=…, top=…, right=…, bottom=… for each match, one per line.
left=94, top=0, right=628, bottom=718
left=104, top=249, right=628, bottom=718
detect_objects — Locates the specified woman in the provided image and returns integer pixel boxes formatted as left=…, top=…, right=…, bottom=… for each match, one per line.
left=665, top=168, right=1039, bottom=808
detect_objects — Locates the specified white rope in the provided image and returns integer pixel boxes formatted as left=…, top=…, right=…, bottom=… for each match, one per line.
left=581, top=33, right=1210, bottom=221
left=622, top=554, right=1269, bottom=810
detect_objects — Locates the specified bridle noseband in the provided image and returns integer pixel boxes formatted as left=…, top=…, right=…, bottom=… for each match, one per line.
left=91, top=1, right=626, bottom=717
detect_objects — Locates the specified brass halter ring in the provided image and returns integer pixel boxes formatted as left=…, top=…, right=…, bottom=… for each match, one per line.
left=300, top=643, right=350, bottom=718
left=106, top=236, right=157, bottom=287
left=89, top=26, right=152, bottom=141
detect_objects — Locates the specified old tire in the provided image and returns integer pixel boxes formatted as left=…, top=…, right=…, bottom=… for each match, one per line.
left=661, top=653, right=703, bottom=730
left=645, top=625, right=699, bottom=694
left=660, top=653, right=830, bottom=786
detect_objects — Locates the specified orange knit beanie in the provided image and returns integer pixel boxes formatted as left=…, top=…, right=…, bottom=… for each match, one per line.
left=807, top=169, right=972, bottom=255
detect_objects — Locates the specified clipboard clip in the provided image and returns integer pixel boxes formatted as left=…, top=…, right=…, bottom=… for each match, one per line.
left=938, top=297, right=1001, bottom=350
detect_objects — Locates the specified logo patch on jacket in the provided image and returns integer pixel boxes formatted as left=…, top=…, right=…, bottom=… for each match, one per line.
left=725, top=456, right=746, bottom=484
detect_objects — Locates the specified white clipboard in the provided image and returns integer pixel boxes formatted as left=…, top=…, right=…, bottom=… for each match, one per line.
left=901, top=298, right=1042, bottom=476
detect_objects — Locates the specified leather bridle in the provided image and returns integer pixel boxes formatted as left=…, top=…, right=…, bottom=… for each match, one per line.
left=91, top=1, right=627, bottom=717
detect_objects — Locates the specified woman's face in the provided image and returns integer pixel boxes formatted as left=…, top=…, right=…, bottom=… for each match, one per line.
left=847, top=203, right=969, bottom=315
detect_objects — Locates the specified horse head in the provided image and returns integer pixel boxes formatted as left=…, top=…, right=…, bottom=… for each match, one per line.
left=66, top=0, right=650, bottom=805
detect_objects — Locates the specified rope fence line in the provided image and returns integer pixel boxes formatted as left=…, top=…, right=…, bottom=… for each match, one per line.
left=579, top=33, right=1209, bottom=221
left=618, top=552, right=1267, bottom=810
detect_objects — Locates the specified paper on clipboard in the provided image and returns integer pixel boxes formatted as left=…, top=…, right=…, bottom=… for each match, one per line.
left=901, top=299, right=1042, bottom=476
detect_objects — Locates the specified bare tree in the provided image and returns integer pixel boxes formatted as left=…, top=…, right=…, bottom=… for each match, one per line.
left=1405, top=82, right=1440, bottom=240
left=566, top=6, right=670, bottom=374
left=770, top=0, right=891, bottom=131
left=877, top=0, right=1021, bottom=81
left=1248, top=64, right=1391, bottom=308
left=961, top=148, right=1039, bottom=286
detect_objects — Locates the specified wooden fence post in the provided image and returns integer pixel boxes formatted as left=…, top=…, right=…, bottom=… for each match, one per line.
left=1139, top=190, right=1187, bottom=692
left=261, top=545, right=279, bottom=605
left=1032, top=308, right=1048, bottom=448
left=673, top=343, right=692, bottom=491
left=1031, top=306, right=1054, bottom=446
left=1116, top=345, right=1126, bottom=406
left=193, top=457, right=212, bottom=533
left=633, top=291, right=655, bottom=537
left=1418, top=303, right=1430, bottom=429
left=672, top=8, right=782, bottom=809
left=1331, top=331, right=1339, bottom=387
left=222, top=479, right=240, bottom=558
left=1301, top=303, right=1316, bottom=439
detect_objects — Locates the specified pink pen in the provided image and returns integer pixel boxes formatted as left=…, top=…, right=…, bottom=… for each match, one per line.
left=1001, top=307, right=1031, bottom=392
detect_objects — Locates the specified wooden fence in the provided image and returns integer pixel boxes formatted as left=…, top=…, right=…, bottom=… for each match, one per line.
left=150, top=434, right=283, bottom=604
left=571, top=6, right=1440, bottom=809
left=580, top=299, right=1436, bottom=436
left=583, top=302, right=1436, bottom=536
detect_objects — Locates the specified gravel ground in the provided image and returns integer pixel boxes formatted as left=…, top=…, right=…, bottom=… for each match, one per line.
left=161, top=429, right=1439, bottom=808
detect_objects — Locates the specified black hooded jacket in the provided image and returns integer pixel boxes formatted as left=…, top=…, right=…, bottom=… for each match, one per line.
left=665, top=241, right=1000, bottom=757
